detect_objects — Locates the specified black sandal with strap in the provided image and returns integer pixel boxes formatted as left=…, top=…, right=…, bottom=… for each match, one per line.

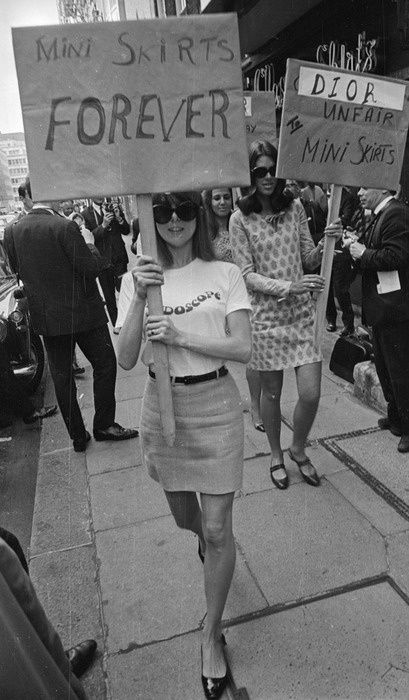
left=269, top=463, right=289, bottom=490
left=288, top=449, right=320, bottom=487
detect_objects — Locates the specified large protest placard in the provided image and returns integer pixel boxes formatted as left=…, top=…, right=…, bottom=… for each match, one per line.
left=12, top=15, right=250, bottom=201
left=243, top=91, right=277, bottom=148
left=276, top=59, right=409, bottom=189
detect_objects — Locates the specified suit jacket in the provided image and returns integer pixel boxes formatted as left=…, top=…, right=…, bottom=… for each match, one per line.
left=358, top=199, right=409, bottom=326
left=82, top=205, right=129, bottom=272
left=4, top=209, right=110, bottom=336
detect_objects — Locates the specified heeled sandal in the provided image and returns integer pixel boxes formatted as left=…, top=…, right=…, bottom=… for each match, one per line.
left=288, top=449, right=320, bottom=487
left=269, top=463, right=289, bottom=490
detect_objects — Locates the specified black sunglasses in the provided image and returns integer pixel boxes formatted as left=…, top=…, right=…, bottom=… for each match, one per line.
left=252, top=166, right=276, bottom=179
left=153, top=201, right=198, bottom=224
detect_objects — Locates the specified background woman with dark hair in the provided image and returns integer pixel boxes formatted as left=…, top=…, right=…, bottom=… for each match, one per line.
left=229, top=140, right=341, bottom=490
left=117, top=191, right=252, bottom=699
left=201, top=188, right=234, bottom=262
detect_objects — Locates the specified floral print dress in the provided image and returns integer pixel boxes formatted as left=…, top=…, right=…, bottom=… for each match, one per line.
left=229, top=198, right=322, bottom=371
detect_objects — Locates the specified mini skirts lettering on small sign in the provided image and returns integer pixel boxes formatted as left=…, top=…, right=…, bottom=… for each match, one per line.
left=140, top=370, right=244, bottom=495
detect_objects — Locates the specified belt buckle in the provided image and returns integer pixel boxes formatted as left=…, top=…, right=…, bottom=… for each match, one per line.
left=183, top=375, right=194, bottom=385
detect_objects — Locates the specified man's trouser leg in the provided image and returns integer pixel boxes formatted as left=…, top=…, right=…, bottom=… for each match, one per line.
left=372, top=321, right=409, bottom=433
left=98, top=269, right=118, bottom=326
left=76, top=324, right=117, bottom=433
left=43, top=334, right=86, bottom=443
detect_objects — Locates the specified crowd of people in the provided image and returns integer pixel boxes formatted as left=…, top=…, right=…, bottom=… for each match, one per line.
left=2, top=136, right=409, bottom=697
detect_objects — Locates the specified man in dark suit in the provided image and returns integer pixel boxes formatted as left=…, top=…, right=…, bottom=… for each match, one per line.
left=345, top=187, right=409, bottom=453
left=4, top=179, right=138, bottom=452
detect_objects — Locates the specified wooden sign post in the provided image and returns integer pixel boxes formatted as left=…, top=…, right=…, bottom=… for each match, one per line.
left=12, top=15, right=250, bottom=444
left=277, top=59, right=409, bottom=344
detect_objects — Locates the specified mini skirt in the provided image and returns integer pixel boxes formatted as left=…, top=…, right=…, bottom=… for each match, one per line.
left=140, top=371, right=244, bottom=494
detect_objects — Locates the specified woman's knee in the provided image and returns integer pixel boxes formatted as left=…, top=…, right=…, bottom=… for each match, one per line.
left=298, top=387, right=320, bottom=405
left=202, top=515, right=232, bottom=549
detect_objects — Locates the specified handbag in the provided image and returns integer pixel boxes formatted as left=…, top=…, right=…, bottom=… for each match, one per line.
left=329, top=330, right=373, bottom=384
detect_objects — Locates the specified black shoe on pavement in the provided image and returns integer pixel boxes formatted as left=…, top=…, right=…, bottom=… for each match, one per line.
left=23, top=405, right=58, bottom=424
left=326, top=322, right=337, bottom=332
left=93, top=423, right=139, bottom=442
left=378, top=417, right=402, bottom=437
left=340, top=326, right=355, bottom=337
left=398, top=435, right=409, bottom=453
left=66, top=639, right=97, bottom=677
left=269, top=463, right=289, bottom=489
left=73, top=431, right=91, bottom=452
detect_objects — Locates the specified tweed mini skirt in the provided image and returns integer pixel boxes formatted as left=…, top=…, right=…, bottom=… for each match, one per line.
left=140, top=371, right=244, bottom=494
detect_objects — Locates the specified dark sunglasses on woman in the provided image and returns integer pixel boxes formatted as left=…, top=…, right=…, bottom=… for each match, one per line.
left=252, top=166, right=276, bottom=179
left=153, top=201, right=198, bottom=225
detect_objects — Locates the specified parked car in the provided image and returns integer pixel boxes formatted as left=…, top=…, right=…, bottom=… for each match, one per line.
left=0, top=239, right=45, bottom=394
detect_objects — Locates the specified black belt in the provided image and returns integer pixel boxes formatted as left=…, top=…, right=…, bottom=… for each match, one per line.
left=148, top=365, right=228, bottom=385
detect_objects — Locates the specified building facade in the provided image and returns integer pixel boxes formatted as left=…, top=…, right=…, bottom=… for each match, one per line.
left=0, top=133, right=27, bottom=210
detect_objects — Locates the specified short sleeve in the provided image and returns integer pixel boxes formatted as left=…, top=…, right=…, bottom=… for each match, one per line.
left=116, top=271, right=135, bottom=328
left=225, top=264, right=252, bottom=316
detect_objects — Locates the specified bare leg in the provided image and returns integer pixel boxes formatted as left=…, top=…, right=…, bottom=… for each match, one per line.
left=259, top=370, right=285, bottom=477
left=200, top=491, right=235, bottom=678
left=164, top=490, right=206, bottom=555
left=246, top=368, right=263, bottom=428
left=290, top=362, right=322, bottom=476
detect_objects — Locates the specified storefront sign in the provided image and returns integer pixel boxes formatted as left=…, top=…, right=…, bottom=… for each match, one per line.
left=12, top=15, right=250, bottom=201
left=316, top=32, right=378, bottom=74
left=243, top=91, right=277, bottom=147
left=276, top=59, right=409, bottom=189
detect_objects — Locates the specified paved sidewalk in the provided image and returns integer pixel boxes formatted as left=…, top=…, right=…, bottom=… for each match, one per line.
left=29, top=330, right=409, bottom=699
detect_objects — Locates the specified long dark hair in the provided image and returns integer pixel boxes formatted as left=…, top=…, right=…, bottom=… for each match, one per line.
left=201, top=188, right=233, bottom=239
left=152, top=191, right=215, bottom=268
left=238, top=140, right=294, bottom=216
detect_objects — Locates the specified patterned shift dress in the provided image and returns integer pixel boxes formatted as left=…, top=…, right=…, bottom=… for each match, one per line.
left=229, top=198, right=323, bottom=371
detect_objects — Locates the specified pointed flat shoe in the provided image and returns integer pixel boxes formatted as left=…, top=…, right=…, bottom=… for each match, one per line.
left=269, top=463, right=289, bottom=490
left=288, top=449, right=320, bottom=487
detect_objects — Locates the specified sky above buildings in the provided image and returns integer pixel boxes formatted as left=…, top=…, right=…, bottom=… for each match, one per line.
left=0, top=0, right=59, bottom=134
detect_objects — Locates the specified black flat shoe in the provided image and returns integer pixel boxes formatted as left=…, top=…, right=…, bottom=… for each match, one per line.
left=269, top=463, right=289, bottom=490
left=201, top=645, right=228, bottom=700
left=23, top=405, right=58, bottom=424
left=66, top=638, right=97, bottom=677
left=288, top=449, right=320, bottom=487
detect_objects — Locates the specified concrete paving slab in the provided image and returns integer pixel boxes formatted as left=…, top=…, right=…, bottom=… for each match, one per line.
left=387, top=530, right=409, bottom=599
left=227, top=581, right=409, bottom=699
left=97, top=519, right=205, bottom=651
left=86, top=433, right=142, bottom=475
left=282, top=392, right=380, bottom=439
left=328, top=469, right=409, bottom=536
left=106, top=631, right=208, bottom=700
left=242, top=444, right=347, bottom=497
left=234, top=482, right=387, bottom=605
left=30, top=544, right=106, bottom=699
left=336, top=431, right=409, bottom=507
left=96, top=517, right=267, bottom=653
left=30, top=450, right=91, bottom=556
left=90, top=466, right=170, bottom=531
left=40, top=410, right=73, bottom=454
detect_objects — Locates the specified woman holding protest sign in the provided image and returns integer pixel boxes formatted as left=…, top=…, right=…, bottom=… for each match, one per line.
left=229, top=140, right=342, bottom=490
left=117, top=191, right=252, bottom=699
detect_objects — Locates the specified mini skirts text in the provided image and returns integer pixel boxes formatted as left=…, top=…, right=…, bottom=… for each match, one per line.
left=140, top=372, right=244, bottom=494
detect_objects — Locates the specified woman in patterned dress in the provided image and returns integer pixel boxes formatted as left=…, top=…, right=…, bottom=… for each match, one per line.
left=229, top=140, right=341, bottom=490
left=202, top=188, right=234, bottom=263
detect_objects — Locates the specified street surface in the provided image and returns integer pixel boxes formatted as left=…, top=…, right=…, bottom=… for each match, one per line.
left=12, top=329, right=409, bottom=698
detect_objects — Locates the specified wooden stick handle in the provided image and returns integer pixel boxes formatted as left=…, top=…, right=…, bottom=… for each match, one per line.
left=313, top=184, right=342, bottom=347
left=136, top=193, right=175, bottom=447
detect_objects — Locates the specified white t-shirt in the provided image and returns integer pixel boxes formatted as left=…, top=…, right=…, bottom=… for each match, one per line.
left=117, top=258, right=251, bottom=376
